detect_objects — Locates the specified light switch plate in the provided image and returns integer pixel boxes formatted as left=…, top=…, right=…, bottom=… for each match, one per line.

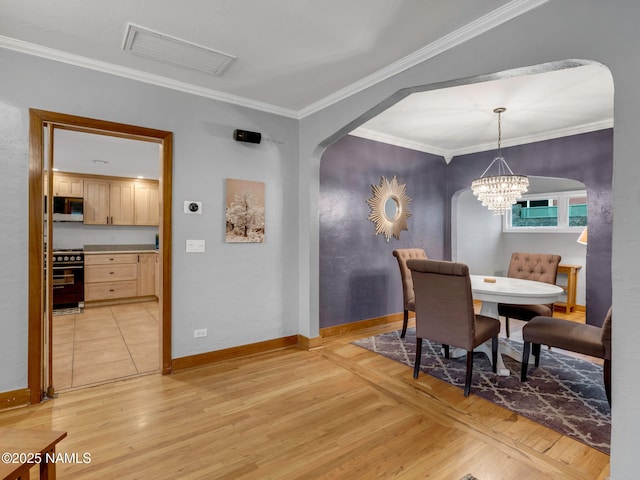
left=184, top=201, right=202, bottom=214
left=186, top=239, right=205, bottom=253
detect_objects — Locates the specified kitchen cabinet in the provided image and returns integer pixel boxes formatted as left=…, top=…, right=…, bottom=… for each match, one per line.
left=85, top=252, right=158, bottom=303
left=154, top=254, right=160, bottom=298
left=84, top=179, right=135, bottom=225
left=137, top=253, right=156, bottom=297
left=134, top=182, right=160, bottom=226
left=52, top=173, right=84, bottom=197
left=85, top=253, right=138, bottom=301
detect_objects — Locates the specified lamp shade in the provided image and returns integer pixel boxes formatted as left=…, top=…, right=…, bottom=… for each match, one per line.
left=577, top=227, right=588, bottom=245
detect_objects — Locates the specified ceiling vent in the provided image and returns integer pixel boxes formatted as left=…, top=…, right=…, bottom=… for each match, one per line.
left=123, top=23, right=236, bottom=76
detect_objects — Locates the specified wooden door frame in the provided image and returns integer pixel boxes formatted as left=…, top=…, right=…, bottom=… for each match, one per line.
left=28, top=109, right=173, bottom=404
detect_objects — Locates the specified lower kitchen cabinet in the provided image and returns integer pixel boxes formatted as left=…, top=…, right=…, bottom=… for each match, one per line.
left=137, top=253, right=156, bottom=297
left=85, top=252, right=157, bottom=303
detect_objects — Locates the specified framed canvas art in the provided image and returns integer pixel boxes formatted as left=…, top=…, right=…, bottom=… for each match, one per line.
left=225, top=178, right=265, bottom=243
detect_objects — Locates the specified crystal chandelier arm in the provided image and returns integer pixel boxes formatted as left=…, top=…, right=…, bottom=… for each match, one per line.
left=478, top=156, right=501, bottom=178
left=498, top=156, right=515, bottom=175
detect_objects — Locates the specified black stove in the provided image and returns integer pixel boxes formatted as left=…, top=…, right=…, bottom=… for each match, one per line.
left=51, top=248, right=85, bottom=309
left=52, top=248, right=84, bottom=266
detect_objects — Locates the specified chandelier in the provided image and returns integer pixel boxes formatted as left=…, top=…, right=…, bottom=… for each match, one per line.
left=471, top=107, right=529, bottom=215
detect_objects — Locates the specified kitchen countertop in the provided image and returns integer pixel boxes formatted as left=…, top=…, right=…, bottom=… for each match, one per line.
left=84, top=244, right=158, bottom=254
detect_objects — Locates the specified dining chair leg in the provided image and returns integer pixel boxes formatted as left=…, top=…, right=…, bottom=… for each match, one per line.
left=401, top=310, right=409, bottom=338
left=521, top=341, right=531, bottom=381
left=505, top=317, right=510, bottom=338
left=464, top=351, right=473, bottom=397
left=413, top=337, right=423, bottom=379
left=532, top=343, right=541, bottom=367
left=491, top=336, right=498, bottom=374
left=604, top=359, right=611, bottom=406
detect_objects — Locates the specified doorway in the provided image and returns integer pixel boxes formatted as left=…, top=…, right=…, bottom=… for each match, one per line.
left=28, top=109, right=173, bottom=404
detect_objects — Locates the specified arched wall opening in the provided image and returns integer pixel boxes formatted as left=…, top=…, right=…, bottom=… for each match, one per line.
left=317, top=59, right=613, bottom=330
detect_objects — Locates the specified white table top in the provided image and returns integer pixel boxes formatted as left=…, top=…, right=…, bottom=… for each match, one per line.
left=470, top=275, right=564, bottom=305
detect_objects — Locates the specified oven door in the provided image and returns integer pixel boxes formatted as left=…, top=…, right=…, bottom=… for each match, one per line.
left=52, top=266, right=84, bottom=307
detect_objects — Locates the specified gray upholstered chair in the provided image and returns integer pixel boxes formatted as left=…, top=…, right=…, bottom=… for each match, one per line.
left=407, top=259, right=500, bottom=397
left=521, top=306, right=612, bottom=406
left=392, top=248, right=428, bottom=338
left=498, top=252, right=562, bottom=337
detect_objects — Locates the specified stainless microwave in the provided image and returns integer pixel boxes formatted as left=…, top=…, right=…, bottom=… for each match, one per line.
left=52, top=196, right=84, bottom=222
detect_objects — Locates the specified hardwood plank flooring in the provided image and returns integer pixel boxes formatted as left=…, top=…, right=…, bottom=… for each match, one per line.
left=0, top=310, right=609, bottom=479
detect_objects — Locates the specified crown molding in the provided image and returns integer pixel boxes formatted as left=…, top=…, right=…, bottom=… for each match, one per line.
left=351, top=119, right=613, bottom=162
left=349, top=128, right=451, bottom=161
left=298, top=0, right=550, bottom=118
left=448, top=119, right=614, bottom=159
left=1, top=0, right=548, bottom=121
left=0, top=35, right=299, bottom=119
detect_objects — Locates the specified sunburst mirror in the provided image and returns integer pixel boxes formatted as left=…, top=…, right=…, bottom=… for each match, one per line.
left=367, top=176, right=412, bottom=242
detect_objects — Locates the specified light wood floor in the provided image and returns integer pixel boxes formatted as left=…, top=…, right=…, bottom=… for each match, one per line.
left=1, top=310, right=608, bottom=480
left=52, top=301, right=160, bottom=391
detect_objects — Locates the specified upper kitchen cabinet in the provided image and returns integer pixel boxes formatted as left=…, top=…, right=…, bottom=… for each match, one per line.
left=52, top=173, right=84, bottom=197
left=134, top=182, right=159, bottom=226
left=83, top=174, right=159, bottom=226
left=84, top=178, right=135, bottom=225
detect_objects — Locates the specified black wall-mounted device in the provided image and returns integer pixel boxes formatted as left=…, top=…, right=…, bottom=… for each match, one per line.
left=233, top=129, right=262, bottom=144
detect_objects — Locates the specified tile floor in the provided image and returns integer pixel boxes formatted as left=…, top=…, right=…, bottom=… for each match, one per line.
left=52, top=300, right=160, bottom=391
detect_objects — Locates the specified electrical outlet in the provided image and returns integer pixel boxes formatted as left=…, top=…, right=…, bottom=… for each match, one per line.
left=193, top=328, right=207, bottom=338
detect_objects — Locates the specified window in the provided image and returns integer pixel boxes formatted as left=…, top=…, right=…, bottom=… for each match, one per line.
left=504, top=190, right=587, bottom=232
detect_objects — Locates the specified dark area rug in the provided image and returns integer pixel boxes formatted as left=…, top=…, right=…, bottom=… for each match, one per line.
left=353, top=327, right=611, bottom=454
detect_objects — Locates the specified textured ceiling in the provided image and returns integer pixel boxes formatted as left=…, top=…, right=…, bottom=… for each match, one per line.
left=0, top=0, right=513, bottom=113
left=2, top=0, right=613, bottom=175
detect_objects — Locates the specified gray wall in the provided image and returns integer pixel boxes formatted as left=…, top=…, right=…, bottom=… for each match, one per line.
left=455, top=189, right=589, bottom=305
left=319, top=135, right=446, bottom=328
left=0, top=48, right=299, bottom=391
left=2, top=0, right=639, bottom=476
left=448, top=130, right=612, bottom=326
left=321, top=131, right=606, bottom=328
left=298, top=2, right=638, bottom=475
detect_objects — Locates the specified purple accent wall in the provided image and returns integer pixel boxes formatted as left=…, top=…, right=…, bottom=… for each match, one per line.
left=319, top=135, right=446, bottom=328
left=448, top=129, right=613, bottom=326
left=319, top=129, right=612, bottom=328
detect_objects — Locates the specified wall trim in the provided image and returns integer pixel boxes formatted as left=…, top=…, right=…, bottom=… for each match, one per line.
left=0, top=35, right=297, bottom=119
left=0, top=388, right=31, bottom=411
left=172, top=335, right=299, bottom=371
left=320, top=312, right=407, bottom=338
left=298, top=0, right=551, bottom=118
left=297, top=334, right=323, bottom=350
left=0, top=1, right=547, bottom=120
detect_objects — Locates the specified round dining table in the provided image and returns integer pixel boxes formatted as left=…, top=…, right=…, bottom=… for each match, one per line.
left=461, top=275, right=564, bottom=376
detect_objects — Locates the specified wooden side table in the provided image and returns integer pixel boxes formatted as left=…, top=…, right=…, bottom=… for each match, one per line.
left=0, top=428, right=67, bottom=480
left=554, top=264, right=582, bottom=313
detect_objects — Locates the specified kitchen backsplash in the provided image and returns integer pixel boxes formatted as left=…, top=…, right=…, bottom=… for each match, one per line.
left=52, top=222, right=158, bottom=249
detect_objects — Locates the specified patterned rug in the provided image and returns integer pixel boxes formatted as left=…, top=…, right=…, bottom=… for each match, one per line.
left=353, top=327, right=611, bottom=454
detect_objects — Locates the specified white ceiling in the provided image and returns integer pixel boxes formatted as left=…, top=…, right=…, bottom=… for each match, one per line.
left=351, top=63, right=614, bottom=161
left=51, top=129, right=161, bottom=180
left=2, top=0, right=614, bottom=175
left=0, top=0, right=520, bottom=114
